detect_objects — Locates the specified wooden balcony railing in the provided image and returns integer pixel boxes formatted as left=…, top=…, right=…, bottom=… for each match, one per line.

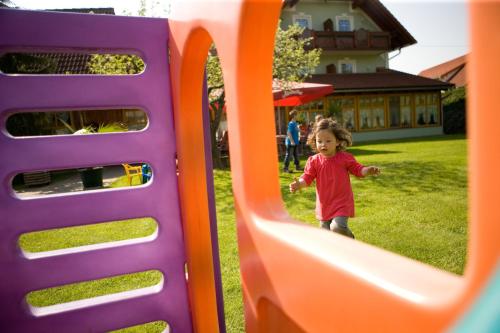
left=304, top=28, right=391, bottom=51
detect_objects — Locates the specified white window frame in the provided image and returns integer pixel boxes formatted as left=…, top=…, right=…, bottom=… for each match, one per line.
left=336, top=14, right=353, bottom=31
left=292, top=13, right=312, bottom=29
left=338, top=59, right=357, bottom=74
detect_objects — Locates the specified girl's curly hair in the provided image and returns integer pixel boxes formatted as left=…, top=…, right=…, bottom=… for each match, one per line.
left=307, top=118, right=352, bottom=152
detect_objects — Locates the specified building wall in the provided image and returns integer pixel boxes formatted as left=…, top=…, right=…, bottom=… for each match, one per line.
left=281, top=1, right=379, bottom=32
left=318, top=53, right=387, bottom=74
left=277, top=2, right=444, bottom=143
left=280, top=1, right=389, bottom=75
left=278, top=91, right=444, bottom=142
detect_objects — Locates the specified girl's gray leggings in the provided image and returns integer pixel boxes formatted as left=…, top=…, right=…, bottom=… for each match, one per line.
left=320, top=216, right=355, bottom=239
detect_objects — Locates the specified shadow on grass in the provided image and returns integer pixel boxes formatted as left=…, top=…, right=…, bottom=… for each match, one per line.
left=347, top=148, right=399, bottom=156
left=280, top=159, right=467, bottom=210
left=354, top=134, right=466, bottom=147
left=355, top=160, right=467, bottom=195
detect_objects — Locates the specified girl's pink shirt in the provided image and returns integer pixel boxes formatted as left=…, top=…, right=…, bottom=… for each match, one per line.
left=302, top=151, right=365, bottom=220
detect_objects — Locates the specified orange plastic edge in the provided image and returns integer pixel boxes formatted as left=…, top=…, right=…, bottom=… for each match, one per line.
left=168, top=0, right=500, bottom=331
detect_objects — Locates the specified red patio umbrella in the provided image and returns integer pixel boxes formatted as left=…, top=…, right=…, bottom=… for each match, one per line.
left=272, top=81, right=334, bottom=106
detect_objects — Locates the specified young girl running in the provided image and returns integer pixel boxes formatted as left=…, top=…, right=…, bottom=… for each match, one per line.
left=289, top=118, right=380, bottom=238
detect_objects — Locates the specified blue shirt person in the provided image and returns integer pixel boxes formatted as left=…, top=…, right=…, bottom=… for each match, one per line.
left=283, top=109, right=302, bottom=173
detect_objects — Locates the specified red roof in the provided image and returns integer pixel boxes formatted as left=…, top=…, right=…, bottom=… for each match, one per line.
left=419, top=54, right=467, bottom=87
left=47, top=8, right=115, bottom=15
left=307, top=69, right=453, bottom=93
left=23, top=53, right=92, bottom=74
left=19, top=8, right=116, bottom=75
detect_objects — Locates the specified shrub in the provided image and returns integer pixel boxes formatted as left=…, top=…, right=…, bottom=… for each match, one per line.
left=443, top=87, right=466, bottom=134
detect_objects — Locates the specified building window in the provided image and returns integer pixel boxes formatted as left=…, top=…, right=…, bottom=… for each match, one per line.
left=336, top=15, right=353, bottom=31
left=338, top=59, right=356, bottom=74
left=292, top=14, right=312, bottom=29
left=295, top=100, right=325, bottom=137
left=388, top=95, right=412, bottom=128
left=328, top=97, right=355, bottom=131
left=415, top=93, right=440, bottom=126
left=359, top=96, right=385, bottom=130
left=296, top=99, right=324, bottom=123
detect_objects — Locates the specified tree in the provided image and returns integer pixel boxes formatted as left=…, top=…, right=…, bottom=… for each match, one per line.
left=273, top=23, right=322, bottom=87
left=207, top=23, right=321, bottom=168
left=88, top=0, right=171, bottom=75
left=88, top=54, right=144, bottom=75
left=206, top=49, right=227, bottom=169
left=87, top=0, right=153, bottom=75
left=0, top=0, right=17, bottom=8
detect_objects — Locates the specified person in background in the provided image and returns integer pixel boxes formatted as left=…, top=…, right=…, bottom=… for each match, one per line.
left=315, top=114, right=324, bottom=124
left=289, top=118, right=380, bottom=238
left=283, top=109, right=302, bottom=173
left=310, top=114, right=324, bottom=135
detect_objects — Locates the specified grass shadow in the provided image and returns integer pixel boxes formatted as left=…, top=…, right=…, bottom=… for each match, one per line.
left=355, top=134, right=466, bottom=147
left=355, top=160, right=467, bottom=195
left=347, top=148, right=399, bottom=156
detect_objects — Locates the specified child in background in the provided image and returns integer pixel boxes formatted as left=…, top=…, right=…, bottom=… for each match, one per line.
left=314, top=114, right=324, bottom=124
left=289, top=118, right=380, bottom=238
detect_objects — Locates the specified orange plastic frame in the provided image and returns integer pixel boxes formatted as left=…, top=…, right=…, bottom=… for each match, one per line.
left=169, top=0, right=500, bottom=332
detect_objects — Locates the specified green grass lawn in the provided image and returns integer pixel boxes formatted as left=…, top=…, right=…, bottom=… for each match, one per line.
left=280, top=134, right=468, bottom=275
left=21, top=135, right=467, bottom=333
left=19, top=218, right=157, bottom=253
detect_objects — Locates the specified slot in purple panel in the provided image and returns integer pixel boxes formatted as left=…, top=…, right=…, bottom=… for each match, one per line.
left=0, top=8, right=192, bottom=332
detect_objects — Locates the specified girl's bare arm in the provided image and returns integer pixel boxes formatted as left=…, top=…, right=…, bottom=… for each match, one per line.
left=361, top=166, right=381, bottom=177
left=289, top=177, right=307, bottom=193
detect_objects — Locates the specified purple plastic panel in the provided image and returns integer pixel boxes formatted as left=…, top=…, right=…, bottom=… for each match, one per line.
left=0, top=9, right=192, bottom=332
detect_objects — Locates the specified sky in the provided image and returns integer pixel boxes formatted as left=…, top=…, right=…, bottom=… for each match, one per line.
left=381, top=0, right=469, bottom=74
left=12, top=0, right=169, bottom=17
left=12, top=0, right=469, bottom=75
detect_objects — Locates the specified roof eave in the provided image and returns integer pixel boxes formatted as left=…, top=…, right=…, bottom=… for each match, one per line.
left=333, top=85, right=454, bottom=94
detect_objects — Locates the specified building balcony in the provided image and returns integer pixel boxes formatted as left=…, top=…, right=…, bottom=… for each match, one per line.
left=304, top=28, right=392, bottom=52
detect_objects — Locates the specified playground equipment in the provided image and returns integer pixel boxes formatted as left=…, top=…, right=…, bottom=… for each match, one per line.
left=0, top=8, right=197, bottom=332
left=1, top=0, right=499, bottom=332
